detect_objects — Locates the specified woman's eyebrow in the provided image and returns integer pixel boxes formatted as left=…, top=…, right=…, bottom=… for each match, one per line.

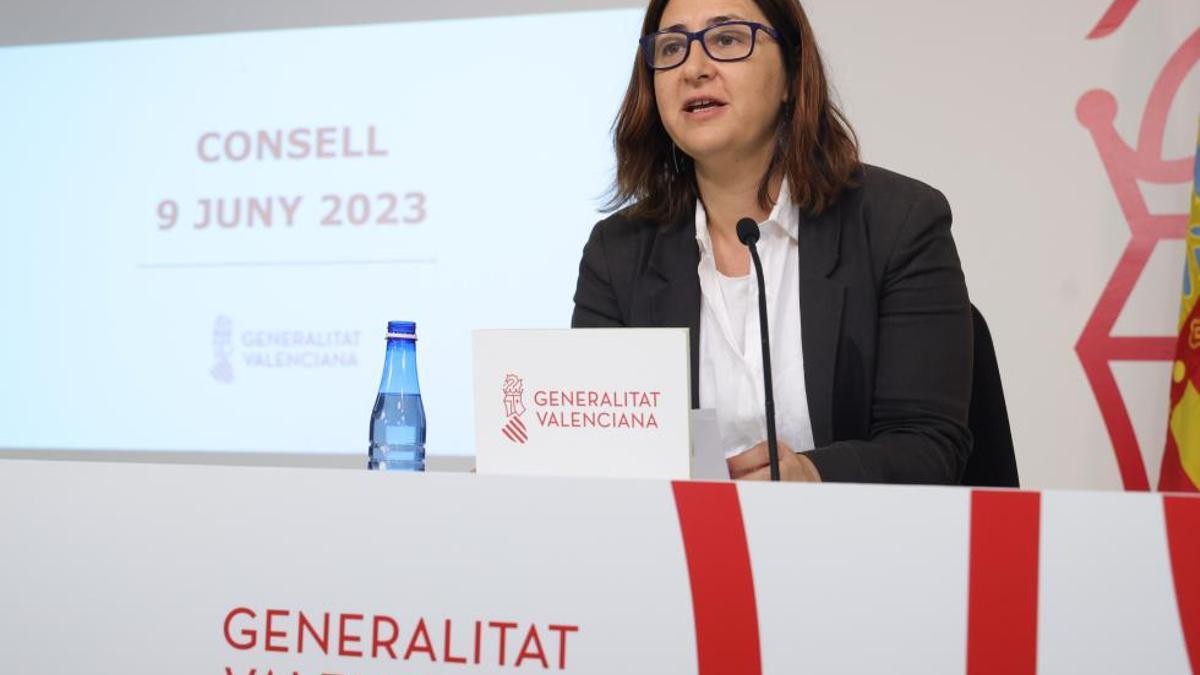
left=661, top=14, right=746, bottom=31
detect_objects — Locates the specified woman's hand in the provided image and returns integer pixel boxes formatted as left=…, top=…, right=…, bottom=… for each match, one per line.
left=727, top=441, right=822, bottom=482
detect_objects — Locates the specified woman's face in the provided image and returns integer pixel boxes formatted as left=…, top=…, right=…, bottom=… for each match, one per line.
left=653, top=0, right=787, bottom=170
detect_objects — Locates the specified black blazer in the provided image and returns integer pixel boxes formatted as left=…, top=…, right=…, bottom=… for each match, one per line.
left=570, top=165, right=973, bottom=484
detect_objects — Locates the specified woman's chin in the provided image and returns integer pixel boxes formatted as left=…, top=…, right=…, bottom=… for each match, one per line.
left=678, top=143, right=744, bottom=171
left=675, top=137, right=729, bottom=163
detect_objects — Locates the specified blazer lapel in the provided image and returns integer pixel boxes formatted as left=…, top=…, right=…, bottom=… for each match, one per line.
left=797, top=207, right=845, bottom=448
left=640, top=206, right=702, bottom=408
left=632, top=200, right=844, bottom=425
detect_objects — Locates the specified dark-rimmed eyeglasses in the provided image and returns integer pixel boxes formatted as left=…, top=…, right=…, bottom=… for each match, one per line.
left=639, top=21, right=780, bottom=71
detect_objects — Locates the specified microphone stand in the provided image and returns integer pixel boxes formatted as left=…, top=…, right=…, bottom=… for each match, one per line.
left=736, top=218, right=780, bottom=481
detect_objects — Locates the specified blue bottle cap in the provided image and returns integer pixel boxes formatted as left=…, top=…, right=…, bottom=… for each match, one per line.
left=387, top=321, right=417, bottom=339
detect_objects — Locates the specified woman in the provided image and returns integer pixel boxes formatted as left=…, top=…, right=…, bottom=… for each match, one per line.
left=571, top=0, right=973, bottom=484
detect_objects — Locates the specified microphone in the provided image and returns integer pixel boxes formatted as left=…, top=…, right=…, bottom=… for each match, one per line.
left=736, top=218, right=781, bottom=482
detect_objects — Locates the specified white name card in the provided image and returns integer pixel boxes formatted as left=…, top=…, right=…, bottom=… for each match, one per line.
left=472, top=328, right=692, bottom=479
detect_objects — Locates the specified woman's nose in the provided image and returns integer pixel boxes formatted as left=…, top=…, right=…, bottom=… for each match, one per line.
left=680, top=39, right=715, bottom=81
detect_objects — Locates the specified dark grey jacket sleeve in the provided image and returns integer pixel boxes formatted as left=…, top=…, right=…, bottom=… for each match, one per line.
left=802, top=189, right=973, bottom=484
left=571, top=220, right=626, bottom=328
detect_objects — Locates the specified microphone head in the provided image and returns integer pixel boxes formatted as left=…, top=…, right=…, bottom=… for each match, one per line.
left=736, top=218, right=760, bottom=246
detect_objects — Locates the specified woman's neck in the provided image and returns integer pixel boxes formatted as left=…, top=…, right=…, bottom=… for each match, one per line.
left=694, top=152, right=781, bottom=243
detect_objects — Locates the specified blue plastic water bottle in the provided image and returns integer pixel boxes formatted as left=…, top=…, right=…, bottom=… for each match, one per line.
left=368, top=321, right=426, bottom=471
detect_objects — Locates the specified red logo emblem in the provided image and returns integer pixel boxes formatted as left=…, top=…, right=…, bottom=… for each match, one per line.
left=501, top=374, right=529, bottom=444
left=1075, top=1, right=1199, bottom=489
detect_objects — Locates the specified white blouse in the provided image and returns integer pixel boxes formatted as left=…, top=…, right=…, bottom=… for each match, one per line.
left=695, top=182, right=816, bottom=458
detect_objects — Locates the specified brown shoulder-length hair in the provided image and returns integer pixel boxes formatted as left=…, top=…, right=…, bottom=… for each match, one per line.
left=606, top=0, right=860, bottom=223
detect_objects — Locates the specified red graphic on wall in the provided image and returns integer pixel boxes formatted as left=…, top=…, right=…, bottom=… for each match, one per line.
left=1075, top=0, right=1199, bottom=490
left=1086, top=0, right=1143, bottom=40
left=501, top=374, right=529, bottom=444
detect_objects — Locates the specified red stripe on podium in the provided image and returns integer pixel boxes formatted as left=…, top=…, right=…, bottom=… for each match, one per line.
left=966, top=490, right=1041, bottom=675
left=671, top=482, right=762, bottom=675
left=1164, top=496, right=1200, bottom=674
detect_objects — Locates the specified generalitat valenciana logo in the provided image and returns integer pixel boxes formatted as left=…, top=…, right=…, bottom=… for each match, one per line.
left=501, top=374, right=528, bottom=444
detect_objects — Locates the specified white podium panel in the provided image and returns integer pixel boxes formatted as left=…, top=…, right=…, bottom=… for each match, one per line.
left=472, top=329, right=692, bottom=480
left=0, top=459, right=1196, bottom=675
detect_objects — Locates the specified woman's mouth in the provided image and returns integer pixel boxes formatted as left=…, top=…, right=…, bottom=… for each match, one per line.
left=682, top=97, right=728, bottom=119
